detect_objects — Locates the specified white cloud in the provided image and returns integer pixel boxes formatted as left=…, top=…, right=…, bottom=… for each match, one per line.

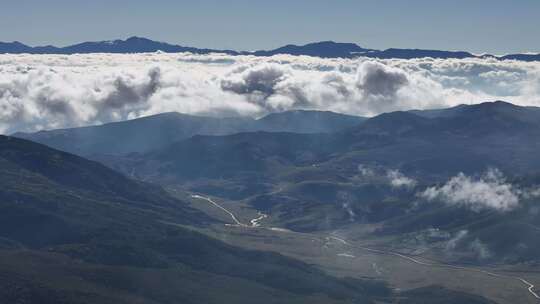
left=357, top=164, right=375, bottom=178
left=386, top=169, right=417, bottom=189
left=355, top=165, right=417, bottom=189
left=523, top=187, right=540, bottom=199
left=420, top=169, right=520, bottom=212
left=1, top=52, right=540, bottom=134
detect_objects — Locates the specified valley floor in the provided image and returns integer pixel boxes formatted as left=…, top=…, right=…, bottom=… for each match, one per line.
left=184, top=192, right=540, bottom=304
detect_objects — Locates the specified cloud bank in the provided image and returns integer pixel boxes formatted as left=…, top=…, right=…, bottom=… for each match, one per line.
left=2, top=52, right=540, bottom=133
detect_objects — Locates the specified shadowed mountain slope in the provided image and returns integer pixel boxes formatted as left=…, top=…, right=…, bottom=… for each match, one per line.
left=14, top=110, right=364, bottom=156
left=0, top=135, right=495, bottom=303
left=0, top=135, right=397, bottom=303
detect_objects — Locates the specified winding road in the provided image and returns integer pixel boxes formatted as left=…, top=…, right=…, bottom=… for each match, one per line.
left=329, top=235, right=540, bottom=300
left=250, top=213, right=268, bottom=227
left=191, top=194, right=247, bottom=227
left=191, top=194, right=540, bottom=301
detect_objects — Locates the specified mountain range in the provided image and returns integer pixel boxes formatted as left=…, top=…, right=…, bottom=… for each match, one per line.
left=17, top=101, right=540, bottom=264
left=14, top=110, right=364, bottom=156
left=0, top=135, right=393, bottom=303
left=1, top=36, right=539, bottom=61
left=0, top=134, right=498, bottom=303
left=6, top=100, right=540, bottom=303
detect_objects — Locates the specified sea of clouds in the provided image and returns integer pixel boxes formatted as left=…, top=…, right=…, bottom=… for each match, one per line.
left=1, top=52, right=540, bottom=134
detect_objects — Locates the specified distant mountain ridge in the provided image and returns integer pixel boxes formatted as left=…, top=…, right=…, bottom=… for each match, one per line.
left=0, top=36, right=239, bottom=55
left=1, top=36, right=539, bottom=61
left=70, top=100, right=540, bottom=259
left=10, top=100, right=540, bottom=267
left=13, top=110, right=365, bottom=155
left=99, top=101, right=540, bottom=187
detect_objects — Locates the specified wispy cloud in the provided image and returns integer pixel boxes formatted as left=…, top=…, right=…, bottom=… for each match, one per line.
left=445, top=230, right=469, bottom=251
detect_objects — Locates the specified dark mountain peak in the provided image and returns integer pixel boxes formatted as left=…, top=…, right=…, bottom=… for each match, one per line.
left=308, top=40, right=336, bottom=45
left=13, top=111, right=248, bottom=155
left=254, top=41, right=371, bottom=58
left=62, top=36, right=177, bottom=53
left=261, top=109, right=346, bottom=118
left=353, top=111, right=431, bottom=136
left=501, top=53, right=540, bottom=62
left=366, top=111, right=430, bottom=125
left=256, top=110, right=365, bottom=133
left=456, top=100, right=527, bottom=117
left=0, top=41, right=28, bottom=48
left=470, top=100, right=517, bottom=109
left=381, top=101, right=540, bottom=138
left=259, top=109, right=365, bottom=125
left=408, top=104, right=469, bottom=119
left=0, top=41, right=32, bottom=53
left=16, top=110, right=364, bottom=156
left=409, top=101, right=522, bottom=120
left=303, top=40, right=365, bottom=50
left=9, top=41, right=26, bottom=46
left=276, top=40, right=363, bottom=50
left=492, top=100, right=513, bottom=105
left=427, top=101, right=540, bottom=136
left=125, top=36, right=152, bottom=42
left=368, top=48, right=475, bottom=59
left=120, top=36, right=167, bottom=46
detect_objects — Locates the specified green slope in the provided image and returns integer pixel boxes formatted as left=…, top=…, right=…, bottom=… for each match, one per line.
left=0, top=135, right=392, bottom=303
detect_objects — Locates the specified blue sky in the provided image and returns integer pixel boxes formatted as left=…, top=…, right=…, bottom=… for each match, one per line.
left=2, top=0, right=540, bottom=54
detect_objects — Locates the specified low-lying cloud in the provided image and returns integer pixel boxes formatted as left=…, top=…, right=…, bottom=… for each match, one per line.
left=2, top=52, right=540, bottom=134
left=386, top=169, right=417, bottom=189
left=419, top=168, right=537, bottom=212
left=356, top=164, right=417, bottom=189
